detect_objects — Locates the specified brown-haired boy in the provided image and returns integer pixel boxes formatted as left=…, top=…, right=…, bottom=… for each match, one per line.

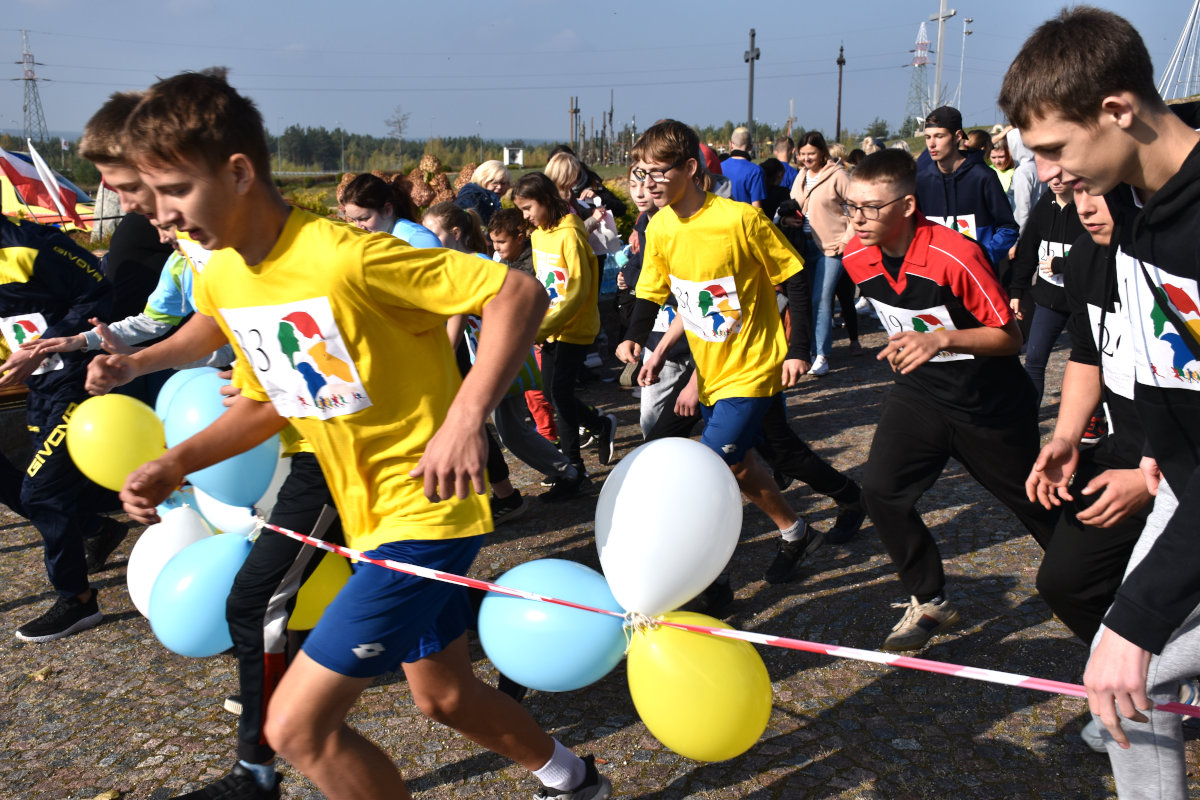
left=1001, top=6, right=1200, bottom=793
left=616, top=119, right=823, bottom=585
left=106, top=71, right=611, bottom=800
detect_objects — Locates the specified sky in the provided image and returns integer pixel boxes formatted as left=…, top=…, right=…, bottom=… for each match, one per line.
left=2, top=0, right=1194, bottom=145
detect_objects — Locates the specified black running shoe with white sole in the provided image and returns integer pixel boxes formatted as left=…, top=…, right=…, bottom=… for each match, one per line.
left=16, top=590, right=102, bottom=642
left=764, top=525, right=825, bottom=584
left=534, top=755, right=612, bottom=799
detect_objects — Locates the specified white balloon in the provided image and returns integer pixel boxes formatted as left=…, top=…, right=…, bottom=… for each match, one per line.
left=193, top=486, right=258, bottom=536
left=126, top=506, right=213, bottom=617
left=595, top=437, right=742, bottom=616
left=253, top=450, right=292, bottom=522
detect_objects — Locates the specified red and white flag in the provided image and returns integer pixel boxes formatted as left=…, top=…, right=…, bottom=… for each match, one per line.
left=0, top=142, right=84, bottom=228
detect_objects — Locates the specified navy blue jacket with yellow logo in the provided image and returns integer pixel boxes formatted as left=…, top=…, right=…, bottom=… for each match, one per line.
left=0, top=216, right=112, bottom=395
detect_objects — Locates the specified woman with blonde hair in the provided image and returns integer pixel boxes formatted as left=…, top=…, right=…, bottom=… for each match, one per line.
left=544, top=152, right=624, bottom=257
left=454, top=159, right=511, bottom=226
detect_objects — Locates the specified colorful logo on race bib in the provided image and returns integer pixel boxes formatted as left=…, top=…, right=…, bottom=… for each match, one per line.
left=698, top=284, right=741, bottom=335
left=8, top=319, right=39, bottom=344
left=911, top=313, right=946, bottom=333
left=277, top=311, right=357, bottom=410
left=1150, top=282, right=1200, bottom=379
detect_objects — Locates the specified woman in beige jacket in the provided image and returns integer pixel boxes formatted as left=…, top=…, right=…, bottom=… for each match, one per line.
left=789, top=131, right=854, bottom=375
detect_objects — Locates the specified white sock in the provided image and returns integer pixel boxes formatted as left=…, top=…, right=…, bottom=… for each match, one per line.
left=532, top=739, right=586, bottom=791
left=780, top=518, right=806, bottom=542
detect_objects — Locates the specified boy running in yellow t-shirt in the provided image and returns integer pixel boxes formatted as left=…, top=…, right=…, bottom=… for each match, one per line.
left=104, top=71, right=611, bottom=800
left=616, top=119, right=822, bottom=584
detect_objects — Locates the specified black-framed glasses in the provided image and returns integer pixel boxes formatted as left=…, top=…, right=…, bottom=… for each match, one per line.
left=840, top=196, right=906, bottom=220
left=630, top=159, right=686, bottom=184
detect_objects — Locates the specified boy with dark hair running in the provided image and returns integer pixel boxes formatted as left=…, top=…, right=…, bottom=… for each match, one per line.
left=841, top=149, right=1059, bottom=651
left=104, top=71, right=611, bottom=800
left=1001, top=7, right=1200, bottom=795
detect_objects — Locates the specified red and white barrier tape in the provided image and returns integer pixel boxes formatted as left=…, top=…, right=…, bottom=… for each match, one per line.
left=258, top=520, right=1200, bottom=718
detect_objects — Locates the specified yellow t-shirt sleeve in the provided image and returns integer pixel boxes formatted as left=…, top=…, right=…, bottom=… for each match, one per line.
left=360, top=237, right=506, bottom=321
left=748, top=210, right=805, bottom=285
left=535, top=225, right=591, bottom=341
left=634, top=215, right=671, bottom=305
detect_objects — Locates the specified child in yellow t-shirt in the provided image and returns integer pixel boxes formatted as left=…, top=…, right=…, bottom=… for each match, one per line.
left=617, top=119, right=823, bottom=586
left=104, top=71, right=612, bottom=800
left=513, top=172, right=616, bottom=487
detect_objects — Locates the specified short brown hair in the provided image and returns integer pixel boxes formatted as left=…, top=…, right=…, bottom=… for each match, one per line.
left=124, top=69, right=272, bottom=181
left=488, top=207, right=528, bottom=239
left=999, top=6, right=1162, bottom=129
left=631, top=120, right=699, bottom=173
left=79, top=91, right=145, bottom=165
left=850, top=149, right=916, bottom=196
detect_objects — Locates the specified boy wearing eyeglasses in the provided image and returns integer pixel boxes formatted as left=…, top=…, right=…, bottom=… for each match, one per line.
left=616, top=119, right=824, bottom=586
left=842, top=149, right=1059, bottom=652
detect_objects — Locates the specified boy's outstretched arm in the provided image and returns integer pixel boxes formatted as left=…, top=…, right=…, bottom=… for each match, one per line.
left=413, top=270, right=548, bottom=502
left=878, top=318, right=1022, bottom=375
left=86, top=312, right=228, bottom=395
left=120, top=393, right=288, bottom=524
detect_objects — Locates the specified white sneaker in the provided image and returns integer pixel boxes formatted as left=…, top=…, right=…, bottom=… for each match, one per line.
left=810, top=355, right=830, bottom=376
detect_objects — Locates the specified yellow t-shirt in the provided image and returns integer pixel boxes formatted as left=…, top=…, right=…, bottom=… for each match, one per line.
left=193, top=208, right=507, bottom=551
left=532, top=214, right=600, bottom=344
left=637, top=193, right=804, bottom=404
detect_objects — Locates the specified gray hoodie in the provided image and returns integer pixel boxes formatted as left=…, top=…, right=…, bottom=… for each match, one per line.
left=1007, top=128, right=1047, bottom=231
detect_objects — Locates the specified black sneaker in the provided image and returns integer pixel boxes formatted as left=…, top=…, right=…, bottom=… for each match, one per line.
left=84, top=517, right=129, bottom=574
left=826, top=501, right=866, bottom=545
left=578, top=426, right=596, bottom=448
left=595, top=413, right=617, bottom=466
left=16, top=590, right=102, bottom=642
left=681, top=577, right=734, bottom=616
left=534, top=754, right=612, bottom=799
left=491, top=490, right=526, bottom=526
left=172, top=762, right=281, bottom=800
left=223, top=695, right=243, bottom=716
left=539, top=470, right=589, bottom=503
left=772, top=470, right=794, bottom=491
left=764, top=525, right=825, bottom=584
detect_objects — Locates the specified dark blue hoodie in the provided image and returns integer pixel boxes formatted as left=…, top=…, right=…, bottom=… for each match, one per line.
left=915, top=148, right=1019, bottom=269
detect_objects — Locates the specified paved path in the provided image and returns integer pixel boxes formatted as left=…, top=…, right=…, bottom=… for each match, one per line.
left=2, top=324, right=1196, bottom=799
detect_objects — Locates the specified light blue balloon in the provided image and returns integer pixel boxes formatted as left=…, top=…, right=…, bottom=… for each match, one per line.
left=162, top=370, right=280, bottom=507
left=154, top=367, right=219, bottom=421
left=478, top=558, right=626, bottom=692
left=148, top=532, right=252, bottom=657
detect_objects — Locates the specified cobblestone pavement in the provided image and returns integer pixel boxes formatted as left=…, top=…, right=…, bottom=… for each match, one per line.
left=2, top=323, right=1198, bottom=799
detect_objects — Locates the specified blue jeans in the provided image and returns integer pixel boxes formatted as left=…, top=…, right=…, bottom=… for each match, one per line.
left=806, top=239, right=844, bottom=359
left=1024, top=304, right=1070, bottom=408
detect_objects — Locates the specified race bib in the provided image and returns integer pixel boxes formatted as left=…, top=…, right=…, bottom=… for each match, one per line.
left=651, top=304, right=676, bottom=333
left=927, top=212, right=978, bottom=241
left=868, top=299, right=973, bottom=362
left=1036, top=240, right=1069, bottom=288
left=534, top=250, right=568, bottom=308
left=669, top=275, right=742, bottom=342
left=1116, top=250, right=1200, bottom=390
left=1086, top=301, right=1134, bottom=400
left=219, top=297, right=372, bottom=419
left=0, top=313, right=63, bottom=375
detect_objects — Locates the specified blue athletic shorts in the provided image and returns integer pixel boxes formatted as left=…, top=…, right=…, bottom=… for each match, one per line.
left=302, top=535, right=483, bottom=678
left=699, top=394, right=776, bottom=465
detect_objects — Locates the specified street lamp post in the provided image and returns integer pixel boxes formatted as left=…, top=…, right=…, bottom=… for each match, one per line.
left=955, top=18, right=973, bottom=108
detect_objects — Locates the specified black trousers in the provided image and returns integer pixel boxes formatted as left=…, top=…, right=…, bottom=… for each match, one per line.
left=225, top=452, right=343, bottom=764
left=23, top=388, right=115, bottom=598
left=540, top=341, right=603, bottom=467
left=1036, top=451, right=1148, bottom=643
left=861, top=390, right=1059, bottom=600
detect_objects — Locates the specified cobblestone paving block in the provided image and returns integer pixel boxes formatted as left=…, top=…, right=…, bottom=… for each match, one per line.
left=1, top=328, right=1197, bottom=798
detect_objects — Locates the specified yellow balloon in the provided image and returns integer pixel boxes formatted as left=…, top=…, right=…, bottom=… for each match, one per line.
left=287, top=552, right=351, bottom=630
left=66, top=394, right=167, bottom=492
left=627, top=611, right=772, bottom=762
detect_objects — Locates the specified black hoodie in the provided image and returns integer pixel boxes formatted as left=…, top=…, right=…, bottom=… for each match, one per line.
left=1009, top=190, right=1082, bottom=313
left=1102, top=101, right=1200, bottom=653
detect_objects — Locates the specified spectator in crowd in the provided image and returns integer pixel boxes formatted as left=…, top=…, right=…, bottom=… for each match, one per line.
left=454, top=160, right=511, bottom=226
left=721, top=127, right=766, bottom=208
